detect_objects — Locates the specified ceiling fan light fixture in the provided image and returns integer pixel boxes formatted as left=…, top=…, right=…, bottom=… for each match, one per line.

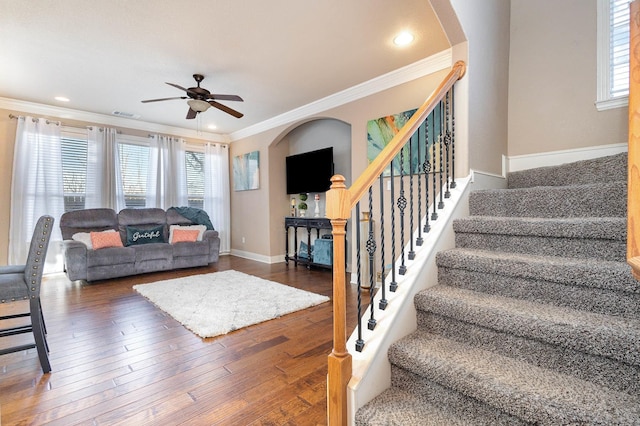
left=187, top=99, right=211, bottom=112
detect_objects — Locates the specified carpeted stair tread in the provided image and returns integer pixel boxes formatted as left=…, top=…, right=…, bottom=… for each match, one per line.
left=388, top=330, right=640, bottom=424
left=469, top=181, right=627, bottom=218
left=355, top=386, right=522, bottom=426
left=415, top=285, right=640, bottom=366
left=436, top=248, right=640, bottom=295
left=416, top=310, right=640, bottom=394
left=507, top=152, right=628, bottom=189
left=453, top=216, right=626, bottom=240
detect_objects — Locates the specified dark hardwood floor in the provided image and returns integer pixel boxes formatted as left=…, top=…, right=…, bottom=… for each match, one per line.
left=0, top=256, right=359, bottom=425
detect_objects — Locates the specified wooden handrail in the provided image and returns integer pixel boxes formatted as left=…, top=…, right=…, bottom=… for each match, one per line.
left=348, top=60, right=466, bottom=208
left=326, top=60, right=466, bottom=425
left=628, top=0, right=640, bottom=281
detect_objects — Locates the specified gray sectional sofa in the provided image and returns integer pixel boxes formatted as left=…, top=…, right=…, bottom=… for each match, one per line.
left=60, top=207, right=220, bottom=282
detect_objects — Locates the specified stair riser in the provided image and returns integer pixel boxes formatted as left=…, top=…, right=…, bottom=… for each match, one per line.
left=469, top=184, right=627, bottom=218
left=437, top=267, right=640, bottom=319
left=416, top=311, right=640, bottom=394
left=454, top=233, right=626, bottom=261
left=415, top=292, right=640, bottom=366
left=389, top=366, right=529, bottom=426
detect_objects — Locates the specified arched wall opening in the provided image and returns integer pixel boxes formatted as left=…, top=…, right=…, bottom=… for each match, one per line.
left=268, top=118, right=352, bottom=268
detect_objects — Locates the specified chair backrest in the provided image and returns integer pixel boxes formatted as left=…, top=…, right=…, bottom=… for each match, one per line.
left=24, top=215, right=54, bottom=298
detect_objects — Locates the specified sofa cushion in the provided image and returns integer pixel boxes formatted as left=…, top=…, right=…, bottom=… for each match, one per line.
left=60, top=208, right=118, bottom=240
left=126, top=225, right=165, bottom=246
left=72, top=232, right=93, bottom=249
left=134, top=243, right=173, bottom=262
left=91, top=230, right=124, bottom=249
left=87, top=246, right=135, bottom=267
left=118, top=208, right=168, bottom=241
left=172, top=240, right=209, bottom=257
left=171, top=229, right=200, bottom=243
left=169, top=224, right=207, bottom=242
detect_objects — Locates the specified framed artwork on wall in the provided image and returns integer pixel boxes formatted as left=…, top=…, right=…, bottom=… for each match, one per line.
left=233, top=150, right=260, bottom=191
left=367, top=106, right=442, bottom=176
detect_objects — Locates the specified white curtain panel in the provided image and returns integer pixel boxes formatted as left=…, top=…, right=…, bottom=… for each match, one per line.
left=147, top=135, right=188, bottom=209
left=9, top=116, right=65, bottom=271
left=85, top=127, right=125, bottom=210
left=204, top=143, right=231, bottom=253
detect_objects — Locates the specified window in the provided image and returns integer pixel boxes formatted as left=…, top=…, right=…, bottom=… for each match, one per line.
left=185, top=150, right=205, bottom=209
left=597, top=0, right=630, bottom=110
left=119, top=141, right=150, bottom=208
left=58, top=132, right=211, bottom=211
left=60, top=129, right=89, bottom=212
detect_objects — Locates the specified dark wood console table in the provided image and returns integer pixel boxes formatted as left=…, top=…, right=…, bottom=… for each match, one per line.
left=285, top=216, right=333, bottom=269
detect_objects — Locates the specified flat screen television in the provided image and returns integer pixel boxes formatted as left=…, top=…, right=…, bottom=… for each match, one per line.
left=286, top=147, right=334, bottom=194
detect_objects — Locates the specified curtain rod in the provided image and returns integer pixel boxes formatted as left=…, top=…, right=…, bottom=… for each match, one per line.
left=8, top=114, right=121, bottom=132
left=9, top=114, right=226, bottom=143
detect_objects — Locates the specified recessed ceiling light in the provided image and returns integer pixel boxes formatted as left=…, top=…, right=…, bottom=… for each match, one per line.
left=55, top=96, right=70, bottom=102
left=207, top=124, right=217, bottom=130
left=393, top=31, right=414, bottom=46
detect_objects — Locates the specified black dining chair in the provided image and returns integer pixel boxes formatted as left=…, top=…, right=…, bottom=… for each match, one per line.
left=0, top=215, right=54, bottom=373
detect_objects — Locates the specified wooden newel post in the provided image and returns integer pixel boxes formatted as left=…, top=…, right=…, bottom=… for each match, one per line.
left=629, top=0, right=640, bottom=280
left=326, top=174, right=352, bottom=425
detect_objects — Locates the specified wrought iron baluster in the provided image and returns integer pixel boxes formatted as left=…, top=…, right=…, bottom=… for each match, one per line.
left=398, top=146, right=407, bottom=275
left=438, top=101, right=445, bottom=210
left=408, top=135, right=416, bottom=260
left=416, top=121, right=424, bottom=247
left=378, top=174, right=388, bottom=310
left=450, top=86, right=457, bottom=189
left=355, top=202, right=364, bottom=352
left=367, top=187, right=376, bottom=331
left=444, top=89, right=451, bottom=199
left=424, top=113, right=432, bottom=232
left=389, top=162, right=398, bottom=292
left=431, top=108, right=439, bottom=221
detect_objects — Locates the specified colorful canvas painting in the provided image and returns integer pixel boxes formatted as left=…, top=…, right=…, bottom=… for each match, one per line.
left=367, top=106, right=442, bottom=176
left=233, top=150, right=260, bottom=191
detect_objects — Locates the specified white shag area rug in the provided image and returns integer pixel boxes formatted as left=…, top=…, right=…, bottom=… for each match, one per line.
left=133, top=270, right=330, bottom=338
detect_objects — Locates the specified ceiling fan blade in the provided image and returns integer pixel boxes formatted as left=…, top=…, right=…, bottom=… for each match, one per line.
left=166, top=82, right=190, bottom=92
left=141, top=96, right=187, bottom=103
left=186, top=108, right=197, bottom=119
left=208, top=94, right=244, bottom=102
left=208, top=100, right=243, bottom=118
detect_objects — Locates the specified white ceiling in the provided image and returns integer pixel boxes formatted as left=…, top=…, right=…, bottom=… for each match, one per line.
left=0, top=0, right=449, bottom=138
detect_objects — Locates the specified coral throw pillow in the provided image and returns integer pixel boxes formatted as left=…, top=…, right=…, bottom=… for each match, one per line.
left=91, top=231, right=124, bottom=250
left=171, top=229, right=200, bottom=244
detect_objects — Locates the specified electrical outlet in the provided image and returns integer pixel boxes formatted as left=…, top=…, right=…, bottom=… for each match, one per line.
left=242, top=237, right=245, bottom=244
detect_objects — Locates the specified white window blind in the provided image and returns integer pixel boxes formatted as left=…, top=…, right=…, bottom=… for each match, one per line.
left=611, top=0, right=630, bottom=98
left=60, top=137, right=88, bottom=211
left=185, top=150, right=205, bottom=209
left=597, top=0, right=631, bottom=110
left=119, top=142, right=150, bottom=208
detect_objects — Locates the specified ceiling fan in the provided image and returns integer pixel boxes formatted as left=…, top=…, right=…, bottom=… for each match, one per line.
left=141, top=74, right=243, bottom=119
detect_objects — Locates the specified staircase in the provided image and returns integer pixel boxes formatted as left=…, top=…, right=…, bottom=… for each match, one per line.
left=356, top=153, right=640, bottom=425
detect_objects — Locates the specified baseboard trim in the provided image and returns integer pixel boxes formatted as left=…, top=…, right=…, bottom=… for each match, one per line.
left=507, top=143, right=628, bottom=172
left=230, top=249, right=285, bottom=264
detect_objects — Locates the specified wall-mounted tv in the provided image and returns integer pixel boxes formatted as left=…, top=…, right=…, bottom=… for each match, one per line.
left=286, top=147, right=334, bottom=194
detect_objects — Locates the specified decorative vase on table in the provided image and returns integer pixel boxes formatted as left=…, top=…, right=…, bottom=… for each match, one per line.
left=314, top=194, right=321, bottom=217
left=298, top=193, right=308, bottom=218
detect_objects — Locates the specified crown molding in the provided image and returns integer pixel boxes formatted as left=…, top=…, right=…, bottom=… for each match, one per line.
left=229, top=48, right=453, bottom=141
left=0, top=97, right=228, bottom=142
left=1, top=49, right=451, bottom=143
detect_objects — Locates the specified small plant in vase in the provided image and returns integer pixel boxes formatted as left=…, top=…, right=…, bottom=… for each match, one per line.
left=298, top=193, right=308, bottom=217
